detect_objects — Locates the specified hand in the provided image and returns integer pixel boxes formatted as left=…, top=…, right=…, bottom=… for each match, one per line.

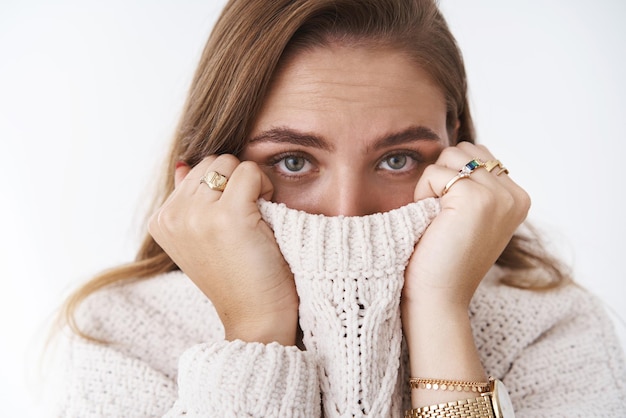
left=148, top=154, right=299, bottom=346
left=403, top=142, right=531, bottom=311
left=401, top=143, right=529, bottom=406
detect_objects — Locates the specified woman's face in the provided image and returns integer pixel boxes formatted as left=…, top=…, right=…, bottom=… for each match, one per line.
left=242, top=44, right=450, bottom=216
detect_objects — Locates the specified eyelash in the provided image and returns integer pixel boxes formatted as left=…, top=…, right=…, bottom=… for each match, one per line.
left=265, top=151, right=314, bottom=178
left=377, top=150, right=424, bottom=173
left=264, top=149, right=424, bottom=178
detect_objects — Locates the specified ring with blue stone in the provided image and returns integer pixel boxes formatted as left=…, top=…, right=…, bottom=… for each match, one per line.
left=441, top=158, right=485, bottom=196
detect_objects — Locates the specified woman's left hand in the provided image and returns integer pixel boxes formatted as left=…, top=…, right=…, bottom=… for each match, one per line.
left=402, top=142, right=530, bottom=311
left=401, top=142, right=528, bottom=406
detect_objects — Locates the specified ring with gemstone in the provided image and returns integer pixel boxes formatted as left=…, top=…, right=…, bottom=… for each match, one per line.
left=200, top=171, right=228, bottom=191
left=441, top=158, right=485, bottom=196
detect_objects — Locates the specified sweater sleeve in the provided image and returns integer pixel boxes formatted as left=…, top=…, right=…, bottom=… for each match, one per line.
left=57, top=334, right=320, bottom=417
left=55, top=273, right=321, bottom=417
left=165, top=340, right=320, bottom=417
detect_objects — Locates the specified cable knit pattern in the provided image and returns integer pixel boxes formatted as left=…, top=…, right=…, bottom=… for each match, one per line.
left=54, top=198, right=626, bottom=417
left=259, top=198, right=440, bottom=417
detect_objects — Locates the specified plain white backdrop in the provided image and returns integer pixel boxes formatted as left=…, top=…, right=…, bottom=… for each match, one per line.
left=1, top=1, right=625, bottom=416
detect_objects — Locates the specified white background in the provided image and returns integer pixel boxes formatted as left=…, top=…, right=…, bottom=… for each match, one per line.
left=1, top=1, right=625, bottom=416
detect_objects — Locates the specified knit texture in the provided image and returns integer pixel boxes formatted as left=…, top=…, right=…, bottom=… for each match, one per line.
left=259, top=197, right=440, bottom=417
left=54, top=198, right=626, bottom=417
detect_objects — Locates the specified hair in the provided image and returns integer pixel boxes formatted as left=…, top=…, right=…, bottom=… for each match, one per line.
left=61, top=0, right=569, bottom=338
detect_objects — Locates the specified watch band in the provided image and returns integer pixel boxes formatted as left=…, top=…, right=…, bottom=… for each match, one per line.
left=404, top=395, right=495, bottom=418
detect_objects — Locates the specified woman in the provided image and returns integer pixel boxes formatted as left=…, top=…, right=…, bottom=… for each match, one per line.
left=56, top=0, right=626, bottom=416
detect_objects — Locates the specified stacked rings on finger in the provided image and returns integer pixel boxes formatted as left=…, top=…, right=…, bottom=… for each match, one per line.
left=200, top=171, right=228, bottom=191
left=484, top=159, right=509, bottom=176
left=441, top=158, right=485, bottom=196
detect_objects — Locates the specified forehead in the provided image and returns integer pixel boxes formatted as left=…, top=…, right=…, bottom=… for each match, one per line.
left=272, top=44, right=443, bottom=101
left=252, top=44, right=449, bottom=143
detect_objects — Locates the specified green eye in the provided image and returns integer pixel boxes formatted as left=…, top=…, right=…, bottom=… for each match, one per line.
left=268, top=152, right=314, bottom=178
left=378, top=152, right=421, bottom=173
left=385, top=155, right=407, bottom=170
left=283, top=156, right=306, bottom=172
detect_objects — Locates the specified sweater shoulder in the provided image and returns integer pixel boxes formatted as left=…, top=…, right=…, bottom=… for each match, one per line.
left=472, top=269, right=624, bottom=378
left=74, top=271, right=223, bottom=378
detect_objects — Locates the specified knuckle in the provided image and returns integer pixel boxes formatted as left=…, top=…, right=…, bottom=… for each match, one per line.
left=497, top=187, right=531, bottom=224
left=515, top=189, right=532, bottom=218
left=456, top=141, right=473, bottom=152
left=200, top=154, right=218, bottom=165
left=156, top=207, right=183, bottom=233
left=499, top=191, right=516, bottom=213
left=422, top=163, right=438, bottom=177
left=147, top=211, right=160, bottom=237
left=439, top=146, right=462, bottom=161
left=214, top=153, right=240, bottom=166
left=236, top=160, right=260, bottom=176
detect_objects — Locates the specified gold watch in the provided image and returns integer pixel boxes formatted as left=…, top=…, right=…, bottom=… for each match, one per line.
left=405, top=377, right=515, bottom=418
left=483, top=377, right=515, bottom=418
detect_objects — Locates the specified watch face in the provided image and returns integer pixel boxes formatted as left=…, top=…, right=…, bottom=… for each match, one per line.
left=493, top=379, right=515, bottom=418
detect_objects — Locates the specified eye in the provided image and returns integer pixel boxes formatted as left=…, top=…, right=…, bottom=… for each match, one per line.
left=268, top=152, right=315, bottom=177
left=384, top=155, right=407, bottom=170
left=378, top=152, right=420, bottom=173
left=282, top=156, right=307, bottom=172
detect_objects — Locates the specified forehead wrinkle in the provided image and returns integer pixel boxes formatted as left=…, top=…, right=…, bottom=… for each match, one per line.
left=287, top=84, right=406, bottom=111
left=294, top=63, right=402, bottom=89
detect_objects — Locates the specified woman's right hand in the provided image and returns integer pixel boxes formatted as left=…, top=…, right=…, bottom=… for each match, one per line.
left=148, top=154, right=299, bottom=346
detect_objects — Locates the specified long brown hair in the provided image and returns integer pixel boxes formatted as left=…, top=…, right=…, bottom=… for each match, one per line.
left=62, top=0, right=569, bottom=338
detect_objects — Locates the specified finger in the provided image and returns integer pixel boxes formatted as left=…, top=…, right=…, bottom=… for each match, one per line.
left=421, top=144, right=530, bottom=222
left=456, top=143, right=514, bottom=184
left=413, top=146, right=482, bottom=199
left=174, top=162, right=191, bottom=188
left=413, top=146, right=499, bottom=200
left=434, top=145, right=509, bottom=192
left=174, top=155, right=219, bottom=196
left=219, top=161, right=274, bottom=208
left=194, top=154, right=241, bottom=198
left=159, top=154, right=237, bottom=217
left=414, top=163, right=463, bottom=200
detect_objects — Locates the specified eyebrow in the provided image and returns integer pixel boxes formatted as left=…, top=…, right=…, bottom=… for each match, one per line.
left=248, top=127, right=333, bottom=150
left=370, top=126, right=441, bottom=151
left=248, top=125, right=441, bottom=151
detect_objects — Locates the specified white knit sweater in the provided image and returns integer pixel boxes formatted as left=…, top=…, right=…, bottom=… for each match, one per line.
left=56, top=198, right=626, bottom=417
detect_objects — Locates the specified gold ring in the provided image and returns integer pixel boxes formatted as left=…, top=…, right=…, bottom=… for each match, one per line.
left=200, top=171, right=228, bottom=191
left=442, top=173, right=469, bottom=195
left=484, top=159, right=509, bottom=176
left=441, top=158, right=485, bottom=196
